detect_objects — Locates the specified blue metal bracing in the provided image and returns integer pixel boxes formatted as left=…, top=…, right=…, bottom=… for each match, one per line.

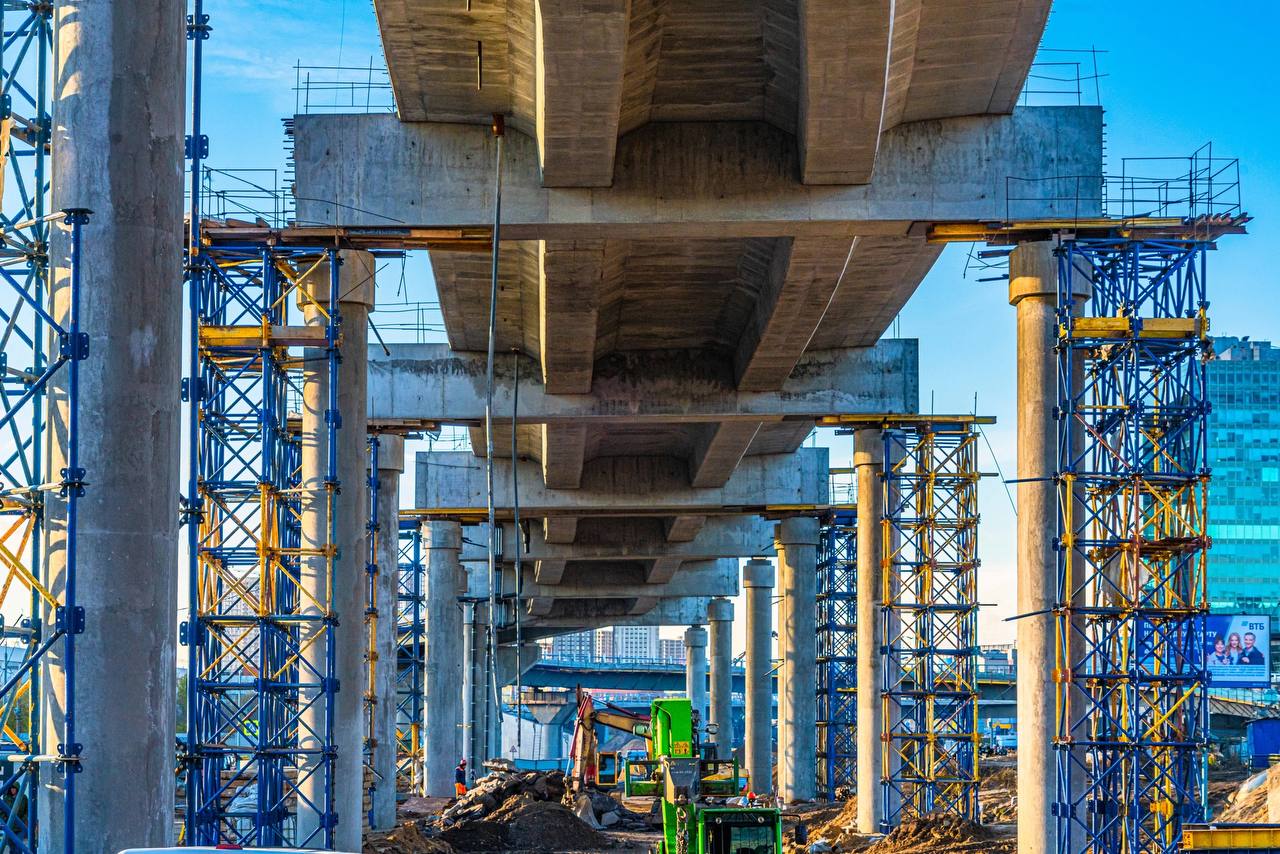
left=1053, top=239, right=1211, bottom=854
left=817, top=511, right=857, bottom=801
left=881, top=424, right=981, bottom=829
left=364, top=436, right=380, bottom=827
left=181, top=242, right=344, bottom=847
left=0, top=3, right=89, bottom=850
left=395, top=520, right=425, bottom=790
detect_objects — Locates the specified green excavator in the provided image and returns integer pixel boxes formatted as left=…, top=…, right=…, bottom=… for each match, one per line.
left=566, top=690, right=782, bottom=854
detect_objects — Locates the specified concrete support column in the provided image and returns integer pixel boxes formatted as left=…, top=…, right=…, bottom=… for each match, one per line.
left=1010, top=240, right=1088, bottom=854
left=298, top=250, right=375, bottom=848
left=684, top=625, right=709, bottom=727
left=371, top=436, right=404, bottom=828
left=42, top=2, right=184, bottom=849
left=742, top=559, right=775, bottom=795
left=854, top=429, right=884, bottom=833
left=466, top=603, right=492, bottom=775
left=540, top=723, right=563, bottom=762
left=776, top=516, right=819, bottom=804
left=333, top=252, right=375, bottom=850
left=424, top=521, right=465, bottom=796
left=707, top=598, right=735, bottom=752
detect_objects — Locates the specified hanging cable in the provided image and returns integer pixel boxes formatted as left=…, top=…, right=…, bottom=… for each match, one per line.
left=511, top=349, right=524, bottom=757
left=482, top=113, right=505, bottom=761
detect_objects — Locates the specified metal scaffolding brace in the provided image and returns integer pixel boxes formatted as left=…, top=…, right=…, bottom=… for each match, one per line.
left=181, top=240, right=344, bottom=846
left=881, top=423, right=981, bottom=827
left=0, top=4, right=89, bottom=850
left=364, top=436, right=380, bottom=825
left=396, top=521, right=425, bottom=791
left=817, top=510, right=857, bottom=800
left=1053, top=239, right=1211, bottom=854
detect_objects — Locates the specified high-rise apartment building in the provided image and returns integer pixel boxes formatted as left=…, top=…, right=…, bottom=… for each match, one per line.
left=1206, top=337, right=1280, bottom=616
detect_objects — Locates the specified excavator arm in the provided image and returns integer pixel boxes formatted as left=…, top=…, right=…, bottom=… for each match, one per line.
left=565, top=688, right=651, bottom=796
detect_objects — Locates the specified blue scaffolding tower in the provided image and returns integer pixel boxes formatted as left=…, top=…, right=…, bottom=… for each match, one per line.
left=1053, top=239, right=1212, bottom=854
left=396, top=521, right=425, bottom=790
left=817, top=510, right=857, bottom=800
left=0, top=4, right=89, bottom=850
left=881, top=422, right=981, bottom=828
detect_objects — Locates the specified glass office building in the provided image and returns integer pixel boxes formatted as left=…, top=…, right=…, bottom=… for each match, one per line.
left=1206, top=337, right=1280, bottom=617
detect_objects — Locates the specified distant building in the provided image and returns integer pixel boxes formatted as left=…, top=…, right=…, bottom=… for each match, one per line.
left=547, top=631, right=595, bottom=661
left=614, top=626, right=659, bottom=660
left=593, top=629, right=613, bottom=660
left=659, top=638, right=686, bottom=664
left=1206, top=337, right=1280, bottom=623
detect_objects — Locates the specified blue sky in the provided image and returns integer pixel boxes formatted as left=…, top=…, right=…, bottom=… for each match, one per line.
left=193, top=0, right=1275, bottom=645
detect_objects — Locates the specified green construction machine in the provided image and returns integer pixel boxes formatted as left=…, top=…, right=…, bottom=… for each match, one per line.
left=621, top=698, right=781, bottom=854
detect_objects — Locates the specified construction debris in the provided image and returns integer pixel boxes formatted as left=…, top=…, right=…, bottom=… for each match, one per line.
left=866, top=814, right=1007, bottom=854
left=364, top=821, right=455, bottom=854
left=432, top=769, right=613, bottom=852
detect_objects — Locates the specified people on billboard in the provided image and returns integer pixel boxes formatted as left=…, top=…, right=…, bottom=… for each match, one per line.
left=1240, top=632, right=1266, bottom=665
left=1210, top=636, right=1233, bottom=665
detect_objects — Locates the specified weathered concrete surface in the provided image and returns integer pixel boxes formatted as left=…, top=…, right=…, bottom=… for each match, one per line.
left=854, top=429, right=884, bottom=833
left=776, top=516, right=819, bottom=804
left=372, top=0, right=1049, bottom=186
left=464, top=516, right=778, bottom=563
left=424, top=521, right=466, bottom=797
left=514, top=595, right=714, bottom=629
left=295, top=108, right=1103, bottom=235
left=707, top=598, right=735, bottom=749
left=417, top=448, right=829, bottom=517
left=684, top=625, right=709, bottom=725
left=511, top=557, right=740, bottom=600
left=370, top=341, right=918, bottom=427
left=743, top=558, right=774, bottom=795
left=42, top=1, right=185, bottom=850
left=371, top=435, right=404, bottom=829
left=1010, top=241, right=1089, bottom=854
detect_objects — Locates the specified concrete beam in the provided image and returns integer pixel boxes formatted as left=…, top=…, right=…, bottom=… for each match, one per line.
left=417, top=448, right=830, bottom=518
left=541, top=422, right=587, bottom=488
left=294, top=108, right=1104, bottom=236
left=534, top=559, right=566, bottom=585
left=543, top=516, right=578, bottom=543
left=664, top=515, right=706, bottom=543
left=797, top=0, right=892, bottom=184
left=520, top=596, right=715, bottom=628
left=507, top=559, right=740, bottom=600
left=534, top=0, right=628, bottom=187
left=463, top=516, right=776, bottom=562
left=735, top=237, right=855, bottom=392
left=539, top=240, right=604, bottom=393
left=369, top=341, right=918, bottom=425
left=689, top=422, right=761, bottom=489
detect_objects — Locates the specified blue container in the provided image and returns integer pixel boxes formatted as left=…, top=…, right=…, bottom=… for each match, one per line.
left=1246, top=718, right=1280, bottom=770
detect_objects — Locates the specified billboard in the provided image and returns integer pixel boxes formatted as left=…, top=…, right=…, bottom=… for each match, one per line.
left=1205, top=615, right=1271, bottom=689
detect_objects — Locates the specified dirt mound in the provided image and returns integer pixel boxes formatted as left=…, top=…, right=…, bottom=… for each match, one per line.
left=364, top=821, right=456, bottom=854
left=801, top=797, right=869, bottom=852
left=1217, top=769, right=1272, bottom=823
left=433, top=769, right=611, bottom=852
left=979, top=765, right=1018, bottom=824
left=867, top=814, right=1000, bottom=853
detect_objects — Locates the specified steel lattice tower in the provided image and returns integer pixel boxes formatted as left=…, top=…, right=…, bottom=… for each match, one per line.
left=1053, top=239, right=1210, bottom=854
left=396, top=521, right=425, bottom=790
left=0, top=5, right=89, bottom=850
left=182, top=245, right=343, bottom=846
left=881, top=423, right=981, bottom=827
left=817, top=511, right=857, bottom=800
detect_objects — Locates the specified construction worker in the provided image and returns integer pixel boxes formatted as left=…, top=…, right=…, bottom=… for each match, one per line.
left=455, top=759, right=468, bottom=798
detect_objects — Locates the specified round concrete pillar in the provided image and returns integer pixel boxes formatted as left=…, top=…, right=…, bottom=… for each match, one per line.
left=42, top=2, right=185, bottom=848
left=776, top=516, right=819, bottom=804
left=424, top=521, right=465, bottom=796
left=1009, top=240, right=1088, bottom=854
left=370, top=435, right=404, bottom=828
left=742, top=559, right=775, bottom=795
left=707, top=598, right=735, bottom=751
left=853, top=429, right=885, bottom=832
left=684, top=625, right=709, bottom=727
